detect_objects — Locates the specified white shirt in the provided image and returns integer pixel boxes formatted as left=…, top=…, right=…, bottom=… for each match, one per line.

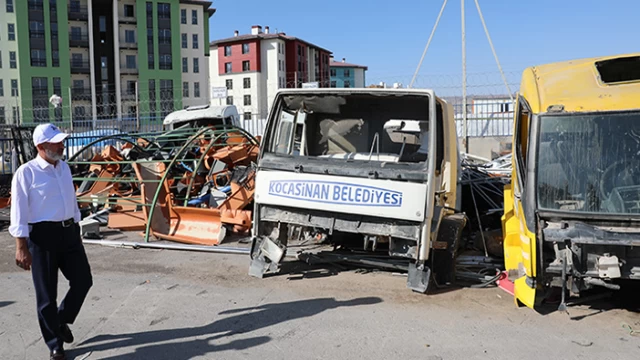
left=9, top=155, right=81, bottom=238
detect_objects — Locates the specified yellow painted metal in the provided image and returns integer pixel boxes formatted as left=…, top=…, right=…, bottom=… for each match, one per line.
left=503, top=51, right=640, bottom=309
left=519, top=52, right=640, bottom=114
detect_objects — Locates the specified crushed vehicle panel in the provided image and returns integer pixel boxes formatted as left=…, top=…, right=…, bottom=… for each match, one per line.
left=249, top=88, right=462, bottom=293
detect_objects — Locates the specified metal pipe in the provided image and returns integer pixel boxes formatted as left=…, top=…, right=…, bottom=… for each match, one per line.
left=183, top=131, right=228, bottom=206
left=82, top=239, right=251, bottom=255
left=144, top=126, right=221, bottom=242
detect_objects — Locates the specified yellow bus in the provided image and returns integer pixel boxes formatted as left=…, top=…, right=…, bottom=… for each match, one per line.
left=502, top=53, right=640, bottom=311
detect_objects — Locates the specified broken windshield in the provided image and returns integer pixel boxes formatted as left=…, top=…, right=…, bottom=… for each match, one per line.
left=537, top=112, right=640, bottom=215
left=268, top=93, right=431, bottom=164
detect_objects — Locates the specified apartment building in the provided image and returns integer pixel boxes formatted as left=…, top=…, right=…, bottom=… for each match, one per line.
left=330, top=56, right=368, bottom=88
left=0, top=0, right=214, bottom=125
left=0, top=0, right=21, bottom=124
left=209, top=25, right=332, bottom=121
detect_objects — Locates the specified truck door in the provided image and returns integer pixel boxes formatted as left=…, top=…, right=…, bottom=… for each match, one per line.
left=503, top=96, right=537, bottom=308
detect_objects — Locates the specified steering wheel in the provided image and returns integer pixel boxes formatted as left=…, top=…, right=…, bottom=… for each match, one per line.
left=599, top=158, right=640, bottom=199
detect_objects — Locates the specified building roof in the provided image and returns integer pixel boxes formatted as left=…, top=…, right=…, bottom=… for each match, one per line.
left=210, top=32, right=332, bottom=54
left=521, top=52, right=640, bottom=113
left=330, top=60, right=368, bottom=70
left=179, top=0, right=216, bottom=16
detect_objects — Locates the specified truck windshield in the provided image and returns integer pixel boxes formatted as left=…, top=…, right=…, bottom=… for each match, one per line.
left=537, top=111, right=640, bottom=214
left=268, top=93, right=431, bottom=164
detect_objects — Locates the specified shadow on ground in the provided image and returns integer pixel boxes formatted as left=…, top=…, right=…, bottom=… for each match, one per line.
left=70, top=297, right=382, bottom=360
left=0, top=301, right=15, bottom=309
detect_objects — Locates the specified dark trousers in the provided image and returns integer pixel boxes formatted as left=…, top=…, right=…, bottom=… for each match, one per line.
left=28, top=220, right=93, bottom=352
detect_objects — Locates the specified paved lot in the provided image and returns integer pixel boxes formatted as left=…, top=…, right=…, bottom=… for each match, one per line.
left=1, top=230, right=639, bottom=360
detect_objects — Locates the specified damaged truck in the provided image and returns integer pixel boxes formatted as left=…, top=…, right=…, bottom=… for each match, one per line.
left=502, top=52, right=640, bottom=311
left=248, top=88, right=465, bottom=292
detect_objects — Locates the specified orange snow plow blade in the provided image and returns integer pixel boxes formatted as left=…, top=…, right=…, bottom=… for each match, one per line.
left=133, top=162, right=226, bottom=245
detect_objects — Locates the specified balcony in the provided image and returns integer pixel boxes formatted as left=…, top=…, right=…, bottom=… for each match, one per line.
left=31, top=58, right=47, bottom=67
left=29, top=30, right=46, bottom=39
left=120, top=65, right=138, bottom=75
left=32, top=88, right=49, bottom=97
left=119, top=15, right=136, bottom=24
left=120, top=38, right=138, bottom=49
left=121, top=90, right=136, bottom=101
left=158, top=36, right=171, bottom=45
left=71, top=88, right=92, bottom=101
left=68, top=5, right=88, bottom=21
left=69, top=34, right=89, bottom=47
left=71, top=60, right=90, bottom=74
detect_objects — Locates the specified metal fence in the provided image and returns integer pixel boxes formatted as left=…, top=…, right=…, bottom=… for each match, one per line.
left=0, top=71, right=521, bottom=169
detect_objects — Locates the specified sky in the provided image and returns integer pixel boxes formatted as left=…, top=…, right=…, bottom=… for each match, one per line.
left=209, top=0, right=639, bottom=92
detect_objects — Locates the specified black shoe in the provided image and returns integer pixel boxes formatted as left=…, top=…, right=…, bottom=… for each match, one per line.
left=50, top=349, right=66, bottom=360
left=59, top=324, right=74, bottom=344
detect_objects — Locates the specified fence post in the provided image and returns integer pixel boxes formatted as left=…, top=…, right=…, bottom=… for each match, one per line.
left=135, top=81, right=140, bottom=132
left=69, top=87, right=74, bottom=132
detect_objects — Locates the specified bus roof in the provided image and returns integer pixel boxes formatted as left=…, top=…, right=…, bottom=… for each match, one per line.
left=521, top=52, right=640, bottom=114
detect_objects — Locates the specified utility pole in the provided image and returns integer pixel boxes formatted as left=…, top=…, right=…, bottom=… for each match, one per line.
left=461, top=0, right=468, bottom=154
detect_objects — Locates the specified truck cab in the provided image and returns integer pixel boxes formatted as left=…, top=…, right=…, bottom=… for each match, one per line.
left=502, top=53, right=640, bottom=311
left=249, top=88, right=463, bottom=292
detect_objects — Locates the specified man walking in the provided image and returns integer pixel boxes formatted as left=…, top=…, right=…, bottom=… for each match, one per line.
left=10, top=123, right=93, bottom=360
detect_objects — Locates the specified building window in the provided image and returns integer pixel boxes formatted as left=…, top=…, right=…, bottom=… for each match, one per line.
left=146, top=2, right=153, bottom=17
left=243, top=78, right=250, bottom=89
left=180, top=9, right=186, bottom=24
left=192, top=9, right=197, bottom=24
left=330, top=81, right=336, bottom=88
left=330, top=69, right=336, bottom=77
left=183, top=81, right=189, bottom=97
left=12, top=107, right=19, bottom=123
left=224, top=46, right=232, bottom=56
left=225, top=62, right=232, bottom=74
left=194, top=82, right=200, bottom=97
left=193, top=58, right=199, bottom=73
left=11, top=79, right=18, bottom=97
left=182, top=57, right=188, bottom=72
left=125, top=30, right=135, bottom=43
left=344, top=80, right=351, bottom=88
left=226, top=96, right=233, bottom=105
left=31, top=49, right=47, bottom=67
left=29, top=21, right=45, bottom=38
left=242, top=43, right=250, bottom=54
left=8, top=24, right=15, bottom=41
left=0, top=80, right=3, bottom=96
left=181, top=33, right=187, bottom=48
left=53, top=77, right=61, bottom=95
left=124, top=4, right=134, bottom=17
left=192, top=34, right=198, bottom=49
left=225, top=79, right=233, bottom=90
left=9, top=52, right=16, bottom=69
left=242, top=60, right=250, bottom=72
left=0, top=107, right=5, bottom=124
left=6, top=0, right=13, bottom=13
left=158, top=3, right=170, bottom=19
left=344, top=69, right=350, bottom=77
left=126, top=55, right=136, bottom=69
left=244, top=95, right=251, bottom=106
left=148, top=54, right=154, bottom=69
left=244, top=112, right=251, bottom=121
left=159, top=54, right=172, bottom=70
left=0, top=51, right=2, bottom=68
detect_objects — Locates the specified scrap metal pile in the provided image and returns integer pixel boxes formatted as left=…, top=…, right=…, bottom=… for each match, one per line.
left=68, top=125, right=260, bottom=246
left=458, top=157, right=511, bottom=259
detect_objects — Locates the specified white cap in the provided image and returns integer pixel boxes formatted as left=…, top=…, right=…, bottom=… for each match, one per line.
left=32, top=123, right=69, bottom=147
